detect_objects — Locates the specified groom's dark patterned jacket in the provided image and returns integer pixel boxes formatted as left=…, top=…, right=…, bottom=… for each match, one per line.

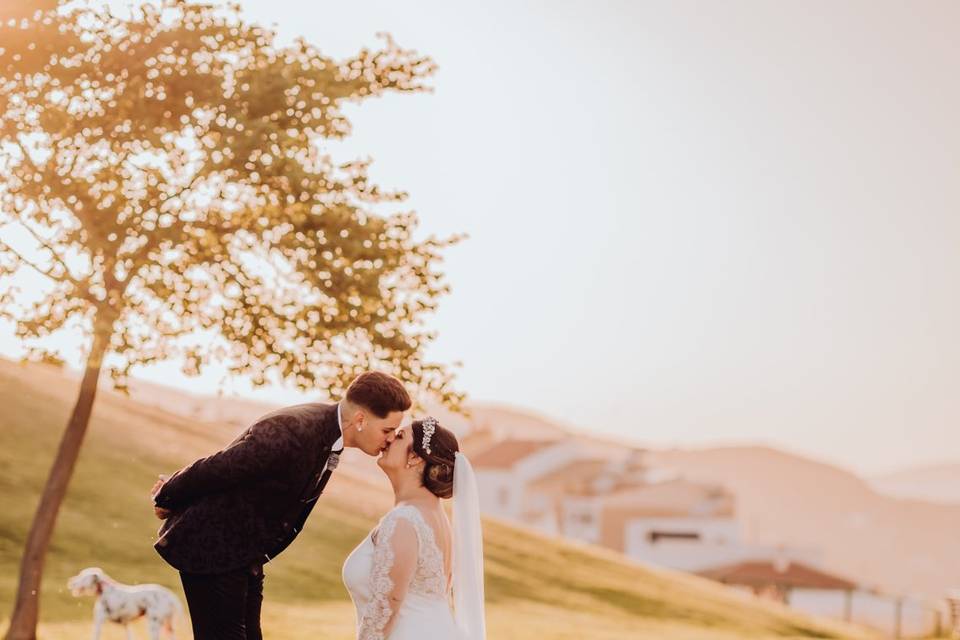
left=152, top=402, right=341, bottom=574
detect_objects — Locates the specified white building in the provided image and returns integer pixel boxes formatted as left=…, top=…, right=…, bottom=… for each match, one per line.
left=472, top=441, right=751, bottom=570
left=472, top=439, right=823, bottom=575
left=558, top=477, right=772, bottom=571
left=471, top=439, right=590, bottom=533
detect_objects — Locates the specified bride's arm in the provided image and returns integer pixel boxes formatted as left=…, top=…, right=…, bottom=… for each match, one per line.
left=359, top=516, right=419, bottom=640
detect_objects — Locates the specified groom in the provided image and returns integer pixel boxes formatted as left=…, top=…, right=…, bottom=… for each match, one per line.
left=150, top=371, right=411, bottom=640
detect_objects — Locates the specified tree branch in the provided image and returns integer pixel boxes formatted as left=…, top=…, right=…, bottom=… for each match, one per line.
left=160, top=170, right=207, bottom=214
left=123, top=158, right=147, bottom=173
left=12, top=137, right=42, bottom=176
left=17, top=218, right=82, bottom=286
left=0, top=238, right=76, bottom=287
left=121, top=171, right=212, bottom=270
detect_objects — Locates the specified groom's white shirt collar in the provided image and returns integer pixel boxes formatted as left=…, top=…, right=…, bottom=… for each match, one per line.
left=333, top=401, right=344, bottom=452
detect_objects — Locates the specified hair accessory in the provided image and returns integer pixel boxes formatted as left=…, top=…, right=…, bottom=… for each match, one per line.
left=421, top=416, right=438, bottom=455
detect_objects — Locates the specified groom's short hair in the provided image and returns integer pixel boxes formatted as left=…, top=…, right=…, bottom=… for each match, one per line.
left=345, top=372, right=412, bottom=418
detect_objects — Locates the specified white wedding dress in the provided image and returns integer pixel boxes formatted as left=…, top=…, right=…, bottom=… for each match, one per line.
left=342, top=504, right=464, bottom=640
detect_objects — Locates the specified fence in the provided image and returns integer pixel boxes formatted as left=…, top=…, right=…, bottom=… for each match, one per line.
left=788, top=588, right=949, bottom=638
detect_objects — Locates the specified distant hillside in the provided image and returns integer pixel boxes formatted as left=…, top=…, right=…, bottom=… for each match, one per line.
left=647, top=446, right=960, bottom=599
left=870, top=462, right=960, bottom=505
left=123, top=376, right=285, bottom=428
left=118, top=375, right=574, bottom=441
left=0, top=357, right=872, bottom=640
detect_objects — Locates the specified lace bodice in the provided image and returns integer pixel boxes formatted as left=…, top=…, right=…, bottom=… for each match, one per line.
left=372, top=505, right=450, bottom=599
left=342, top=504, right=454, bottom=640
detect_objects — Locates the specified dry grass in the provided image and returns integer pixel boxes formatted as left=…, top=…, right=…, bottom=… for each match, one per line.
left=0, top=358, right=879, bottom=639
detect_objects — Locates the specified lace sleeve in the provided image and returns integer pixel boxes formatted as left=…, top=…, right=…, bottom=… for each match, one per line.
left=358, top=511, right=419, bottom=640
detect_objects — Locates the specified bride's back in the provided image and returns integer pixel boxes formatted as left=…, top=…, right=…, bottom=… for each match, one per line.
left=400, top=502, right=452, bottom=580
left=344, top=503, right=464, bottom=639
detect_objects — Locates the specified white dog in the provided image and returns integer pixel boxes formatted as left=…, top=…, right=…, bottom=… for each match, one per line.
left=67, top=567, right=182, bottom=640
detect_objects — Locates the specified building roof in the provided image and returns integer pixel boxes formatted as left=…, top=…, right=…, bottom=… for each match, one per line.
left=527, top=458, right=611, bottom=494
left=697, top=560, right=857, bottom=591
left=470, top=439, right=557, bottom=469
left=599, top=478, right=736, bottom=516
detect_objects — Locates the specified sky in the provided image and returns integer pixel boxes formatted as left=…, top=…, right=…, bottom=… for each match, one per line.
left=1, top=0, right=958, bottom=477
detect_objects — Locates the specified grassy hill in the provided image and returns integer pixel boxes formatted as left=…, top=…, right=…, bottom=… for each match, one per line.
left=0, top=358, right=878, bottom=639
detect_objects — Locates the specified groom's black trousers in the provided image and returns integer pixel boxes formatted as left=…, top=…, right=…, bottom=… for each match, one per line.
left=179, top=562, right=264, bottom=640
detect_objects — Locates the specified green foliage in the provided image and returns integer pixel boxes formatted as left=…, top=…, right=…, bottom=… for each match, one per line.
left=0, top=0, right=462, bottom=407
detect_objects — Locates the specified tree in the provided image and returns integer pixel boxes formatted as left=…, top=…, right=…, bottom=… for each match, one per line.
left=0, top=2, right=463, bottom=638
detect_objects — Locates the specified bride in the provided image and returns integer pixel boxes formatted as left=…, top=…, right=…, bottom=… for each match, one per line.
left=342, top=417, right=486, bottom=640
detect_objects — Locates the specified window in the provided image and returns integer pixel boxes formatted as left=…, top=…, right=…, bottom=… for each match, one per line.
left=648, top=530, right=700, bottom=543
left=572, top=511, right=593, bottom=525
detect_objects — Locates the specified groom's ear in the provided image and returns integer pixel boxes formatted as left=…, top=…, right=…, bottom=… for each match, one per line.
left=343, top=403, right=358, bottom=426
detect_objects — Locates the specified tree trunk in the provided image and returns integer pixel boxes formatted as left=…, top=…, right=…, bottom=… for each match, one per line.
left=4, top=326, right=111, bottom=640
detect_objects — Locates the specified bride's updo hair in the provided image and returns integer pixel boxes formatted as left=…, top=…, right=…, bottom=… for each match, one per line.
left=410, top=418, right=459, bottom=499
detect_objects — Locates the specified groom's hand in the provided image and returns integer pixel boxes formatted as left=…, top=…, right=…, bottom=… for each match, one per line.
left=151, top=474, right=171, bottom=519
left=150, top=475, right=166, bottom=496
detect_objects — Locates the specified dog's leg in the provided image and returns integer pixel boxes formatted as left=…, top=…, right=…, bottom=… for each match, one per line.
left=163, top=615, right=175, bottom=640
left=91, top=601, right=106, bottom=640
left=125, top=623, right=134, bottom=640
left=147, top=617, right=163, bottom=640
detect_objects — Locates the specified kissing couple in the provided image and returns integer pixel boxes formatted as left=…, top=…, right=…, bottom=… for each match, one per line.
left=150, top=371, right=485, bottom=640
